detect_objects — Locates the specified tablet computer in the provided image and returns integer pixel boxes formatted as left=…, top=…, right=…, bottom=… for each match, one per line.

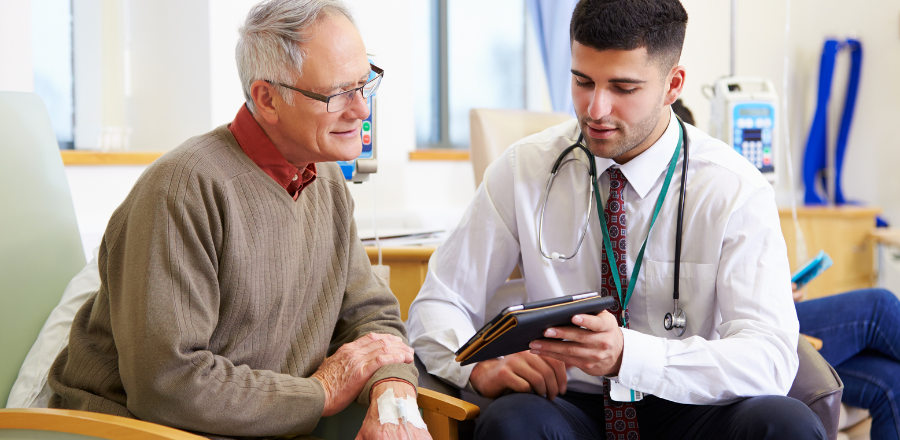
left=454, top=293, right=616, bottom=366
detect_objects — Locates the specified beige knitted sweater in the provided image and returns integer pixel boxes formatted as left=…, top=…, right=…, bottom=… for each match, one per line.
left=48, top=125, right=417, bottom=438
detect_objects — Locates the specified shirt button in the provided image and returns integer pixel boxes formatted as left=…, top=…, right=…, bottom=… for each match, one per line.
left=631, top=378, right=639, bottom=385
left=292, top=174, right=298, bottom=181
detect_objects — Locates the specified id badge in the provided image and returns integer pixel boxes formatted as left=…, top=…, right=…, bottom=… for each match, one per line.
left=610, top=379, right=643, bottom=402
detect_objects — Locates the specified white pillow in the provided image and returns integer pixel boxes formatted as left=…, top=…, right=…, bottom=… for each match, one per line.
left=6, top=247, right=101, bottom=408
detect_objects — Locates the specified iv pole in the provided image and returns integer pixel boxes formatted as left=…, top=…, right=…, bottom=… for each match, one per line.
left=730, top=0, right=736, bottom=77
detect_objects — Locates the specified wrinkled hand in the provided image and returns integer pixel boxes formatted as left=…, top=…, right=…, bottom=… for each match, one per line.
left=529, top=310, right=624, bottom=377
left=356, top=381, right=432, bottom=440
left=469, top=350, right=568, bottom=400
left=313, top=333, right=414, bottom=417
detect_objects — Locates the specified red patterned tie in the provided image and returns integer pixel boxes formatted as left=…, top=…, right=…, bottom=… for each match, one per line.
left=601, top=167, right=640, bottom=440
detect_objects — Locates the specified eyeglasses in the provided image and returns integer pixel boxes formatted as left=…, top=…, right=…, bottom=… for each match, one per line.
left=267, top=63, right=384, bottom=113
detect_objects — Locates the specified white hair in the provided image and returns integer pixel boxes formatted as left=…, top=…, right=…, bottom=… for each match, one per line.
left=236, top=0, right=356, bottom=113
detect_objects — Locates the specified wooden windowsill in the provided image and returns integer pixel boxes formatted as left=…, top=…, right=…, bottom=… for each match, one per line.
left=408, top=149, right=470, bottom=161
left=60, top=150, right=165, bottom=166
left=777, top=206, right=882, bottom=218
left=62, top=149, right=472, bottom=165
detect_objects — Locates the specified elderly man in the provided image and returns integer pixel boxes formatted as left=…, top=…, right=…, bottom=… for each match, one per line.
left=408, top=0, right=826, bottom=439
left=47, top=1, right=428, bottom=439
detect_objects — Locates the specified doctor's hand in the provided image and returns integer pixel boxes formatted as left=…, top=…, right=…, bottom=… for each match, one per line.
left=469, top=351, right=568, bottom=400
left=529, top=310, right=624, bottom=377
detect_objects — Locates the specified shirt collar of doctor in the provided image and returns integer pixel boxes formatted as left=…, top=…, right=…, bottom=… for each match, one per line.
left=594, top=108, right=679, bottom=200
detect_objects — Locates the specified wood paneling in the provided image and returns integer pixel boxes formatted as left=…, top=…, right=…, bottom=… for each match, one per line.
left=779, top=206, right=880, bottom=300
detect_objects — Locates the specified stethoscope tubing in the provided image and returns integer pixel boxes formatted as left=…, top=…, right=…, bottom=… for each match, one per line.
left=538, top=117, right=691, bottom=335
left=538, top=142, right=596, bottom=261
left=673, top=120, right=690, bottom=301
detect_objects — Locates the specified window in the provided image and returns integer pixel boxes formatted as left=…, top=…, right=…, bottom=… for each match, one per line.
left=413, top=0, right=549, bottom=149
left=32, top=0, right=74, bottom=149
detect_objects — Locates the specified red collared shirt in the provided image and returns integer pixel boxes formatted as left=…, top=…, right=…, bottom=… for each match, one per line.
left=228, top=105, right=316, bottom=200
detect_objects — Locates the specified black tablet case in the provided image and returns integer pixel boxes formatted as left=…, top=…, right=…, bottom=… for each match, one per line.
left=455, top=294, right=616, bottom=366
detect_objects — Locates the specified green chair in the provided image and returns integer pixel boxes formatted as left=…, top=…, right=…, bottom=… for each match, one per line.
left=0, top=92, right=86, bottom=407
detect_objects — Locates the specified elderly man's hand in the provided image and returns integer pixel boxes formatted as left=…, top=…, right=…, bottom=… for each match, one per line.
left=313, top=333, right=414, bottom=417
left=355, top=381, right=432, bottom=440
left=528, top=310, right=624, bottom=377
left=469, top=351, right=567, bottom=400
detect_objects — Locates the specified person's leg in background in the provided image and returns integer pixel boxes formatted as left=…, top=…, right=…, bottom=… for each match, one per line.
left=796, top=288, right=900, bottom=439
left=836, top=352, right=900, bottom=440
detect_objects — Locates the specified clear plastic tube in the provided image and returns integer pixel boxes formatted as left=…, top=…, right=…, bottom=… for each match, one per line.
left=780, top=0, right=809, bottom=264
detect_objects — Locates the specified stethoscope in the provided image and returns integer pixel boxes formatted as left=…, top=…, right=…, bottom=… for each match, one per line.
left=538, top=117, right=691, bottom=337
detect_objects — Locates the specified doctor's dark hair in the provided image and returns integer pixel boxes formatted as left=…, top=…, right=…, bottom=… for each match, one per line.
left=570, top=0, right=688, bottom=72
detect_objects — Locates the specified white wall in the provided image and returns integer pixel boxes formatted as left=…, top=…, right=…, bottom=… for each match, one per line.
left=126, top=1, right=212, bottom=151
left=208, top=0, right=258, bottom=127
left=65, top=166, right=146, bottom=260
left=0, top=0, right=32, bottom=92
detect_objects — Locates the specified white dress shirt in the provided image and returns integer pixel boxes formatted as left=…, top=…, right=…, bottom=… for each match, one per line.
left=407, top=109, right=799, bottom=405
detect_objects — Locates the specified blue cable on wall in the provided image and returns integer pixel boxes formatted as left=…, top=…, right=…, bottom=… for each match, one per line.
left=834, top=39, right=862, bottom=205
left=802, top=38, right=862, bottom=206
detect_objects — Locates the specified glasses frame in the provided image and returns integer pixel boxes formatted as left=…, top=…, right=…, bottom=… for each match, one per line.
left=267, top=63, right=384, bottom=113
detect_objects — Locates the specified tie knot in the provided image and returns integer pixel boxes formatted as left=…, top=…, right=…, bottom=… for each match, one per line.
left=607, top=167, right=627, bottom=191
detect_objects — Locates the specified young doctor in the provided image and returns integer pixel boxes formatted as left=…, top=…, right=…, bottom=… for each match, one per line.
left=407, top=0, right=826, bottom=439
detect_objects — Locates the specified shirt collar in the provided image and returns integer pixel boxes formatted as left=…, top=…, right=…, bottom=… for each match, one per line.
left=228, top=104, right=316, bottom=199
left=594, top=108, right=679, bottom=199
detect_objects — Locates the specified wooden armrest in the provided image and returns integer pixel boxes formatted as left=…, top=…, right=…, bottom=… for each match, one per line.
left=0, top=408, right=205, bottom=440
left=417, top=388, right=480, bottom=421
left=802, top=334, right=824, bottom=351
left=417, top=388, right=480, bottom=440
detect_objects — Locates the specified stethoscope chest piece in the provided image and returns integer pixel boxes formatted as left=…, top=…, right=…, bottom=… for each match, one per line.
left=663, top=305, right=687, bottom=337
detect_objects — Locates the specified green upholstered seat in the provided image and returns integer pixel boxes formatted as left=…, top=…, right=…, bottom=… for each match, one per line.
left=0, top=92, right=86, bottom=407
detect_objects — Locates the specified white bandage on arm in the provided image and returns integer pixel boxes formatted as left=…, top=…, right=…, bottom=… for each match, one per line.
left=376, top=389, right=427, bottom=430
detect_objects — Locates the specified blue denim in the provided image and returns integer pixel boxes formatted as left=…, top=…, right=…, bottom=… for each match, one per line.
left=796, top=288, right=900, bottom=440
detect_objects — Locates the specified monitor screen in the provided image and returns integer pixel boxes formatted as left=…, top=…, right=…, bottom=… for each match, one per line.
left=739, top=107, right=771, bottom=117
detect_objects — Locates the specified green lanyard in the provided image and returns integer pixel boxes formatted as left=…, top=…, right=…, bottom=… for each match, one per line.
left=592, top=122, right=683, bottom=327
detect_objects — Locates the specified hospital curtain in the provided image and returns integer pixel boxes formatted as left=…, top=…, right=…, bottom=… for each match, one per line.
left=526, top=0, right=578, bottom=115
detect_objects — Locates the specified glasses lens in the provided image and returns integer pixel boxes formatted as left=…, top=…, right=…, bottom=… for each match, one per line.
left=362, top=74, right=382, bottom=99
left=327, top=89, right=357, bottom=113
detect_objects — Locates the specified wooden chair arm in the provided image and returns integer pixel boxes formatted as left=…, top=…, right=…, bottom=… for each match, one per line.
left=417, top=388, right=480, bottom=440
left=0, top=408, right=206, bottom=440
left=802, top=333, right=824, bottom=351
left=417, top=388, right=480, bottom=421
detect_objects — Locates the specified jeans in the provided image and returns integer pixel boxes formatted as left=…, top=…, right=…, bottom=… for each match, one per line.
left=474, top=392, right=825, bottom=440
left=796, top=288, right=900, bottom=440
